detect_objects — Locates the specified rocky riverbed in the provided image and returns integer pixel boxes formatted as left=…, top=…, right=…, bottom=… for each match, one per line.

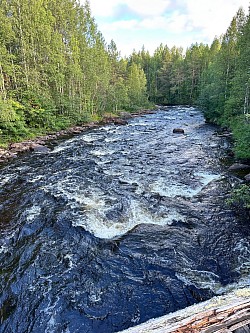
left=0, top=110, right=150, bottom=163
left=0, top=106, right=249, bottom=333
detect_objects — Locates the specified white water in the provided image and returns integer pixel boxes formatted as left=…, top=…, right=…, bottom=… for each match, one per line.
left=72, top=199, right=186, bottom=239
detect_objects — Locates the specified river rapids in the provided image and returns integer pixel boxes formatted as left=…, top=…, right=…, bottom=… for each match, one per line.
left=0, top=106, right=249, bottom=333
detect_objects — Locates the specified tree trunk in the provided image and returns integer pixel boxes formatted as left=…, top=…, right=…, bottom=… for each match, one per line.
left=243, top=82, right=249, bottom=121
left=0, top=63, right=7, bottom=100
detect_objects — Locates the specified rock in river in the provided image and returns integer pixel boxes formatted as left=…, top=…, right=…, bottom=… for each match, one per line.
left=228, top=163, right=250, bottom=171
left=173, top=128, right=185, bottom=134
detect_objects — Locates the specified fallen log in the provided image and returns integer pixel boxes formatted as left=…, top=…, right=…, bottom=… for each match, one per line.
left=118, top=288, right=250, bottom=333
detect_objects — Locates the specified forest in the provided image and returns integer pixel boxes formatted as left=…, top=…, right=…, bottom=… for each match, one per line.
left=0, top=0, right=249, bottom=159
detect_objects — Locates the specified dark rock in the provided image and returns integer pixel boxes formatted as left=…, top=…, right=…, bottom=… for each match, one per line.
left=228, top=163, right=250, bottom=171
left=34, top=139, right=46, bottom=145
left=113, top=119, right=128, bottom=125
left=30, top=144, right=51, bottom=153
left=226, top=150, right=234, bottom=157
left=217, top=133, right=232, bottom=138
left=173, top=128, right=185, bottom=134
left=102, top=117, right=122, bottom=125
left=245, top=173, right=250, bottom=182
left=119, top=111, right=133, bottom=119
left=8, top=152, right=18, bottom=158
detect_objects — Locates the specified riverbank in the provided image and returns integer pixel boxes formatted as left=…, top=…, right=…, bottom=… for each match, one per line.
left=0, top=109, right=155, bottom=164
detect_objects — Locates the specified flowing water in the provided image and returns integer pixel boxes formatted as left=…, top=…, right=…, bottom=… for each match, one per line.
left=0, top=106, right=249, bottom=333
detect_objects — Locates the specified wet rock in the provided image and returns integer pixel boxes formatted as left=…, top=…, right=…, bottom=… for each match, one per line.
left=210, top=144, right=219, bottom=148
left=30, top=144, right=51, bottom=153
left=34, top=139, right=46, bottom=145
left=0, top=148, right=18, bottom=163
left=113, top=118, right=128, bottom=125
left=119, top=111, right=133, bottom=119
left=8, top=152, right=18, bottom=158
left=67, top=126, right=85, bottom=134
left=43, top=134, right=58, bottom=140
left=226, top=149, right=234, bottom=157
left=217, top=132, right=232, bottom=138
left=103, top=117, right=128, bottom=125
left=173, top=128, right=185, bottom=134
left=86, top=122, right=99, bottom=128
left=245, top=173, right=250, bottom=182
left=228, top=163, right=250, bottom=171
left=9, top=142, right=30, bottom=153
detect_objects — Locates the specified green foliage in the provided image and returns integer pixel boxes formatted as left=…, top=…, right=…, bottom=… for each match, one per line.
left=0, top=98, right=28, bottom=138
left=0, top=0, right=249, bottom=165
left=197, top=7, right=250, bottom=159
left=231, top=117, right=250, bottom=159
left=227, top=184, right=250, bottom=211
left=126, top=63, right=148, bottom=109
left=0, top=0, right=151, bottom=146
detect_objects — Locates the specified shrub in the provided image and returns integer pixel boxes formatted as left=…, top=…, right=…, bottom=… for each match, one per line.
left=227, top=184, right=250, bottom=219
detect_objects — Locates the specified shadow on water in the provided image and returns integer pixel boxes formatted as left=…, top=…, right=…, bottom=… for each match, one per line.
left=0, top=106, right=249, bottom=333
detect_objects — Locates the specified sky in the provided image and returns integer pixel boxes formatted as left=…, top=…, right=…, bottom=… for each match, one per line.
left=85, top=0, right=249, bottom=56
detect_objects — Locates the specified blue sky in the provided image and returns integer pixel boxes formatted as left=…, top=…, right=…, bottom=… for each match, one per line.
left=85, top=0, right=249, bottom=56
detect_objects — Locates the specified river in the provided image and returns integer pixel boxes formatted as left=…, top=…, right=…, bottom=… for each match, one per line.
left=0, top=106, right=249, bottom=333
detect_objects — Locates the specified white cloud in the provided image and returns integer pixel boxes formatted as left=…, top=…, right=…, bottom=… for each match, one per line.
left=85, top=0, right=250, bottom=55
left=88, top=0, right=171, bottom=18
left=87, top=0, right=119, bottom=17
left=101, top=19, right=138, bottom=31
left=183, top=0, right=249, bottom=39
left=121, top=0, right=171, bottom=17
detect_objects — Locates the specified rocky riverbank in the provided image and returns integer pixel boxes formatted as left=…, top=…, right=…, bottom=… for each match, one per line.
left=2, top=107, right=249, bottom=182
left=0, top=109, right=155, bottom=164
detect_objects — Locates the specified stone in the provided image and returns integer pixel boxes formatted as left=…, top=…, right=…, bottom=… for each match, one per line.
left=30, top=144, right=50, bottom=153
left=173, top=128, right=185, bottom=134
left=119, top=111, right=133, bottom=119
left=245, top=173, right=250, bottom=182
left=34, top=140, right=46, bottom=145
left=8, top=152, right=18, bottom=158
left=9, top=142, right=30, bottom=153
left=228, top=163, right=250, bottom=171
left=113, top=118, right=128, bottom=125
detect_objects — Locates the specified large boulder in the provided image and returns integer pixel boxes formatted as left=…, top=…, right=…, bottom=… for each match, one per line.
left=30, top=143, right=50, bottom=153
left=119, top=111, right=133, bottom=119
left=245, top=173, right=250, bottom=182
left=113, top=118, right=128, bottom=125
left=228, top=163, right=250, bottom=171
left=173, top=128, right=185, bottom=134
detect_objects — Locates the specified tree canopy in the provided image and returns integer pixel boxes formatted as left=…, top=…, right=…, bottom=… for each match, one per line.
left=0, top=1, right=249, bottom=158
left=0, top=0, right=149, bottom=143
left=128, top=7, right=250, bottom=158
